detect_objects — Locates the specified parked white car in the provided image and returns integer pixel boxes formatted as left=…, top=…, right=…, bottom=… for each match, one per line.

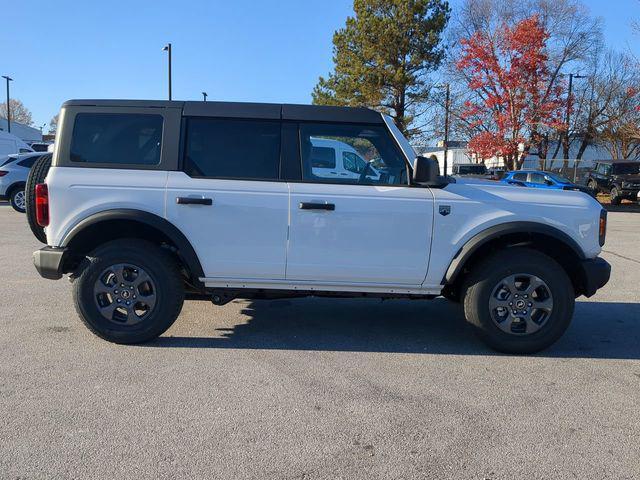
left=28, top=100, right=610, bottom=353
left=0, top=152, right=44, bottom=212
left=0, top=131, right=34, bottom=157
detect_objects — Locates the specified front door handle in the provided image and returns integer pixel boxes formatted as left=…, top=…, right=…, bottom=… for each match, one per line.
left=299, top=202, right=335, bottom=211
left=176, top=197, right=213, bottom=206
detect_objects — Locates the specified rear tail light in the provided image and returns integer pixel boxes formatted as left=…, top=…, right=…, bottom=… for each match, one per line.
left=35, top=183, right=49, bottom=227
left=0, top=171, right=8, bottom=177
left=599, top=209, right=607, bottom=246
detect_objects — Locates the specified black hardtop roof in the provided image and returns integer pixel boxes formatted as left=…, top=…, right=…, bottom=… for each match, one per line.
left=61, top=99, right=384, bottom=124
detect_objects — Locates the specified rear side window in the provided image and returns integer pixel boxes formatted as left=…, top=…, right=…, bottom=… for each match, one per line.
left=18, top=156, right=39, bottom=168
left=183, top=118, right=280, bottom=180
left=512, top=172, right=527, bottom=181
left=70, top=113, right=163, bottom=165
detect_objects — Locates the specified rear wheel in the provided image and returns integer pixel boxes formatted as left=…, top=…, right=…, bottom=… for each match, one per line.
left=610, top=186, right=622, bottom=205
left=72, top=239, right=184, bottom=344
left=462, top=248, right=574, bottom=354
left=25, top=153, right=52, bottom=243
left=9, top=187, right=26, bottom=213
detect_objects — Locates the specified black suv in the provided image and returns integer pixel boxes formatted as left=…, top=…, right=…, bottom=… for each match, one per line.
left=585, top=161, right=640, bottom=205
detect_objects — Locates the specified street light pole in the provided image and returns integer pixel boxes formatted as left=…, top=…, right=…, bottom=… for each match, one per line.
left=162, top=43, right=172, bottom=100
left=202, top=92, right=208, bottom=102
left=2, top=75, right=13, bottom=133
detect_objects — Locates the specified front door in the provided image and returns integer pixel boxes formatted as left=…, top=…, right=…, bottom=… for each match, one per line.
left=286, top=122, right=434, bottom=285
left=166, top=117, right=289, bottom=279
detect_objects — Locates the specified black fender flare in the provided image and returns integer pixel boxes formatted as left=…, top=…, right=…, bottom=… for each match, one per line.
left=443, top=221, right=586, bottom=284
left=61, top=209, right=205, bottom=283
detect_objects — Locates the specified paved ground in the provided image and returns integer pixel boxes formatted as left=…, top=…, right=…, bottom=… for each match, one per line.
left=0, top=204, right=638, bottom=479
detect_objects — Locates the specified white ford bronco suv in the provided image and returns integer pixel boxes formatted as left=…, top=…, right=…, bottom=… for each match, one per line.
left=28, top=100, right=610, bottom=353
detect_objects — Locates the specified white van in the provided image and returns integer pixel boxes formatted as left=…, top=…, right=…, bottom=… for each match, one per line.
left=0, top=131, right=34, bottom=157
left=310, top=137, right=381, bottom=182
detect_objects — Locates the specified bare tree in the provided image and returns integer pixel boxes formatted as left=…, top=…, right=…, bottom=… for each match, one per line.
left=443, top=0, right=603, bottom=163
left=0, top=99, right=33, bottom=126
left=48, top=114, right=59, bottom=134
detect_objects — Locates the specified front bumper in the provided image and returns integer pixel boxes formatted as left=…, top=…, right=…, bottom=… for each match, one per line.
left=579, top=257, right=611, bottom=297
left=33, top=247, right=70, bottom=280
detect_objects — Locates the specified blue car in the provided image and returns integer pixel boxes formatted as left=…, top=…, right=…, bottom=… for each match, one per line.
left=501, top=170, right=594, bottom=195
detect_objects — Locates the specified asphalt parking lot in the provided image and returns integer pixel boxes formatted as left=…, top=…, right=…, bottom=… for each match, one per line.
left=1, top=204, right=638, bottom=479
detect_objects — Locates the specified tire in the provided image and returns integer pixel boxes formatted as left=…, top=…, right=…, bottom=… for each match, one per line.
left=462, top=248, right=574, bottom=354
left=25, top=153, right=52, bottom=243
left=610, top=186, right=622, bottom=205
left=72, top=239, right=184, bottom=344
left=9, top=186, right=26, bottom=213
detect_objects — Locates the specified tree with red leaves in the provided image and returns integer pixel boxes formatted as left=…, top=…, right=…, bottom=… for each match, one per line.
left=456, top=15, right=566, bottom=170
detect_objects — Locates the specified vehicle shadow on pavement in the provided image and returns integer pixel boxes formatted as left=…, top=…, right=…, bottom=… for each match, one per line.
left=145, top=298, right=640, bottom=359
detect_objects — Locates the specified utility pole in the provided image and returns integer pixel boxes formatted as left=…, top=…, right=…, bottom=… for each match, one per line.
left=443, top=83, right=450, bottom=177
left=2, top=75, right=13, bottom=133
left=202, top=92, right=208, bottom=102
left=563, top=73, right=587, bottom=160
left=162, top=43, right=172, bottom=100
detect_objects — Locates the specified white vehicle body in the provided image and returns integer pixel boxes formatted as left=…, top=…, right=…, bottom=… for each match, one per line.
left=0, top=131, right=34, bottom=157
left=43, top=167, right=603, bottom=294
left=30, top=100, right=611, bottom=351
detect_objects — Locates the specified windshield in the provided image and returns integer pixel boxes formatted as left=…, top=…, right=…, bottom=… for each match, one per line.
left=547, top=172, right=572, bottom=183
left=612, top=163, right=640, bottom=175
left=457, top=165, right=487, bottom=175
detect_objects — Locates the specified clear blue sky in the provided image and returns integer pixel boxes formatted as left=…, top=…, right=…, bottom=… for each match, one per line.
left=3, top=0, right=639, bottom=130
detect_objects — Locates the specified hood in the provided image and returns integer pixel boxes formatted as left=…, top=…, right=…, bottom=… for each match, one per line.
left=447, top=176, right=598, bottom=209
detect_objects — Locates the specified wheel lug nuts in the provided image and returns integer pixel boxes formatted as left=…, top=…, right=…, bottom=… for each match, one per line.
left=114, top=289, right=118, bottom=294
left=133, top=295, right=137, bottom=299
left=126, top=301, right=130, bottom=306
left=509, top=302, right=513, bottom=306
left=117, top=299, right=121, bottom=303
left=528, top=302, right=532, bottom=307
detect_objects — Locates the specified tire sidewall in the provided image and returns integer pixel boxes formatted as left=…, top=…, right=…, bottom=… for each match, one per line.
left=610, top=187, right=621, bottom=205
left=73, top=242, right=183, bottom=343
left=465, top=250, right=574, bottom=354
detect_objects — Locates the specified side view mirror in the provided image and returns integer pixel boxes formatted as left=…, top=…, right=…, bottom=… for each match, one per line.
left=544, top=177, right=554, bottom=186
left=412, top=156, right=440, bottom=184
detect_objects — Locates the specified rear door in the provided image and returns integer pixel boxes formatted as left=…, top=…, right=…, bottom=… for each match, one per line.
left=286, top=122, right=433, bottom=285
left=166, top=115, right=289, bottom=280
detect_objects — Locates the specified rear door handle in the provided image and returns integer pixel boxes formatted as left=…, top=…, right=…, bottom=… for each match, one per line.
left=176, top=197, right=213, bottom=206
left=299, top=202, right=335, bottom=211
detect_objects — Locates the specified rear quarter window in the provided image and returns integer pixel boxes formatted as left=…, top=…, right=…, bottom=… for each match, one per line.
left=70, top=113, right=163, bottom=165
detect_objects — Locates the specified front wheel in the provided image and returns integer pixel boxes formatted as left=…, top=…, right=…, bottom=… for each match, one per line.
left=462, top=248, right=574, bottom=354
left=587, top=180, right=598, bottom=194
left=9, top=187, right=26, bottom=213
left=72, top=239, right=184, bottom=344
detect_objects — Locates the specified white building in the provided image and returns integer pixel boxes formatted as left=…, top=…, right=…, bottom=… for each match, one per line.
left=0, top=118, right=42, bottom=142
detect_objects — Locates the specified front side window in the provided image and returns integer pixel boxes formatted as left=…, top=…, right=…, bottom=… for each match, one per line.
left=300, top=124, right=408, bottom=185
left=70, top=113, right=163, bottom=165
left=184, top=118, right=280, bottom=180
